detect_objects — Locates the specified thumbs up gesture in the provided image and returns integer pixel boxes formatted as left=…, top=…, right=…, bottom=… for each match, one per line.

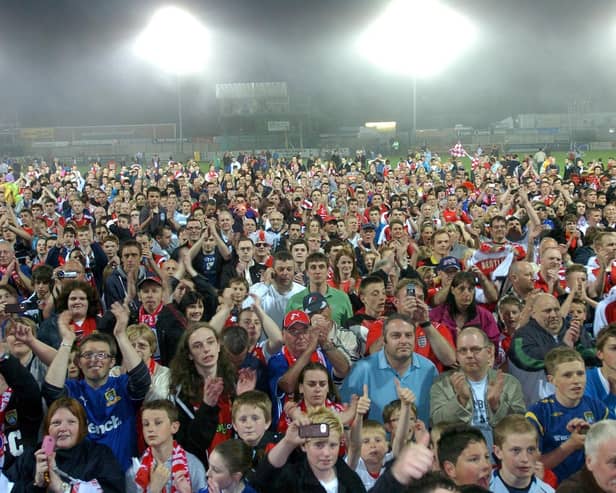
left=390, top=432, right=434, bottom=485
left=395, top=378, right=416, bottom=406
left=356, top=384, right=371, bottom=416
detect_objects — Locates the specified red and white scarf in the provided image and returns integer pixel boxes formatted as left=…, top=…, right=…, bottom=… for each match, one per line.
left=139, top=303, right=164, bottom=328
left=282, top=345, right=327, bottom=369
left=0, top=387, right=13, bottom=468
left=134, top=441, right=191, bottom=493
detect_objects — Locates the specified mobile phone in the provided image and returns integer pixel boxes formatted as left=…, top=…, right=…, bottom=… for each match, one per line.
left=56, top=271, right=78, bottom=280
left=42, top=435, right=55, bottom=455
left=299, top=423, right=329, bottom=439
left=4, top=304, right=23, bottom=314
left=406, top=283, right=416, bottom=297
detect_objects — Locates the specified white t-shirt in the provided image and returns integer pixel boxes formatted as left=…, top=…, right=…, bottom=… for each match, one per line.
left=319, top=476, right=339, bottom=493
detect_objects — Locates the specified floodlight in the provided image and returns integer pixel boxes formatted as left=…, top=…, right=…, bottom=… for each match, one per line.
left=134, top=6, right=209, bottom=75
left=358, top=0, right=477, bottom=78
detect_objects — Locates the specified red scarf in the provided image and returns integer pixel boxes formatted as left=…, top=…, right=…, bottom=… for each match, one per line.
left=278, top=398, right=345, bottom=433
left=0, top=387, right=12, bottom=467
left=134, top=440, right=191, bottom=493
left=139, top=303, right=164, bottom=328
left=282, top=345, right=327, bottom=368
left=148, top=358, right=157, bottom=376
left=71, top=318, right=97, bottom=342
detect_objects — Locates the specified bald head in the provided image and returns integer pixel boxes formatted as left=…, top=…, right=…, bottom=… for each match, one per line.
left=539, top=237, right=558, bottom=256
left=509, top=261, right=534, bottom=296
left=531, top=294, right=562, bottom=334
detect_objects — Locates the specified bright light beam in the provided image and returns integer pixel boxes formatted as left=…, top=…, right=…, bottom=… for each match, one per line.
left=358, top=0, right=477, bottom=78
left=134, top=6, right=209, bottom=75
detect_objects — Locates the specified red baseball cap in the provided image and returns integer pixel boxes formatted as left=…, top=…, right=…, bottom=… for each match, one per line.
left=283, top=310, right=310, bottom=330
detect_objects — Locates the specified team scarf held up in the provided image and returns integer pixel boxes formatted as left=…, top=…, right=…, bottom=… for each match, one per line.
left=134, top=440, right=191, bottom=493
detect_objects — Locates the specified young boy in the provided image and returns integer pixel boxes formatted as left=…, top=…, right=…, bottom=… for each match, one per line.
left=437, top=424, right=492, bottom=489
left=383, top=399, right=428, bottom=446
left=526, top=347, right=613, bottom=483
left=349, top=420, right=391, bottom=490
left=490, top=414, right=555, bottom=492
left=231, top=390, right=281, bottom=468
left=585, top=324, right=616, bottom=414
left=127, top=399, right=206, bottom=493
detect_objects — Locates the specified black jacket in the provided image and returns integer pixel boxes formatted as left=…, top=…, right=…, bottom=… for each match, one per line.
left=6, top=439, right=125, bottom=493
left=251, top=453, right=366, bottom=493
left=0, top=355, right=43, bottom=473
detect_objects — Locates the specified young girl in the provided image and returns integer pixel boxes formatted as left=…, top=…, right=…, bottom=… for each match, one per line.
left=199, top=440, right=257, bottom=493
left=277, top=362, right=354, bottom=433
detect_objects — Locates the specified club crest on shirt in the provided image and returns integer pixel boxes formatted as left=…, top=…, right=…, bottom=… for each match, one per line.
left=4, top=410, right=17, bottom=426
left=105, top=388, right=121, bottom=407
left=584, top=411, right=595, bottom=424
left=416, top=335, right=427, bottom=348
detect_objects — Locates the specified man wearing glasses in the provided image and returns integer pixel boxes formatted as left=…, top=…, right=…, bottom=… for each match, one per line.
left=42, top=303, right=151, bottom=472
left=268, top=309, right=346, bottom=426
left=430, top=326, right=525, bottom=452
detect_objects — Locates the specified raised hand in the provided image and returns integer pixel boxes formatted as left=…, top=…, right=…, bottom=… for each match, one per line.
left=57, top=310, right=76, bottom=343
left=202, top=376, right=225, bottom=407
left=450, top=372, right=471, bottom=407
left=394, top=378, right=416, bottom=406
left=486, top=370, right=505, bottom=411
left=340, top=394, right=359, bottom=426
left=390, top=431, right=434, bottom=485
left=563, top=319, right=581, bottom=348
left=110, top=302, right=130, bottom=336
left=236, top=368, right=257, bottom=395
left=357, top=384, right=371, bottom=416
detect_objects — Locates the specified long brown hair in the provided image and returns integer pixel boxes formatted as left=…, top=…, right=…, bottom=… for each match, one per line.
left=332, top=248, right=359, bottom=285
left=169, top=324, right=237, bottom=403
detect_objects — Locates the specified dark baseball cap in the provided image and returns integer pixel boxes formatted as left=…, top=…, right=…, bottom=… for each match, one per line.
left=303, top=292, right=328, bottom=315
left=137, top=274, right=163, bottom=289
left=436, top=256, right=462, bottom=272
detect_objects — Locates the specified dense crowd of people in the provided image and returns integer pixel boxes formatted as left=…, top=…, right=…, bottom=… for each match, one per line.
left=0, top=148, right=616, bottom=492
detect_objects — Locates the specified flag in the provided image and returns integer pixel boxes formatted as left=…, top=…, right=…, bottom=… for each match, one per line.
left=449, top=141, right=466, bottom=158
left=471, top=155, right=480, bottom=170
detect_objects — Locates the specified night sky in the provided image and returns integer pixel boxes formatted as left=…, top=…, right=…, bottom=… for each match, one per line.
left=1, top=0, right=616, bottom=133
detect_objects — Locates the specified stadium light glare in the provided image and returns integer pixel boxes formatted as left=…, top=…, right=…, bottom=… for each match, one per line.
left=358, top=0, right=477, bottom=78
left=135, top=6, right=210, bottom=155
left=134, top=6, right=209, bottom=75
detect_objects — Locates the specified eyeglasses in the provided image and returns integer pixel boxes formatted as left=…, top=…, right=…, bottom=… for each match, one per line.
left=255, top=243, right=269, bottom=247
left=456, top=346, right=487, bottom=356
left=79, top=351, right=112, bottom=361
